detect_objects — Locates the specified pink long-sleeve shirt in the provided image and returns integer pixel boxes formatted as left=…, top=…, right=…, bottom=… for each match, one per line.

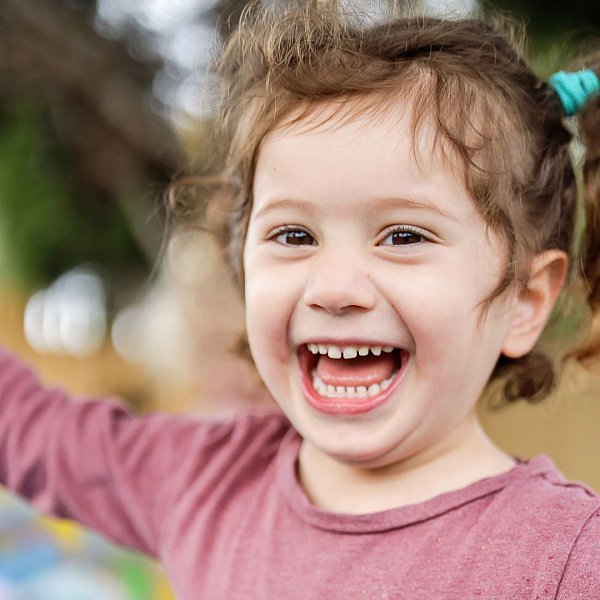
left=0, top=347, right=599, bottom=599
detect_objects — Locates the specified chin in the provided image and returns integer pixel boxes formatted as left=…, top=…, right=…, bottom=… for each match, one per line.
left=300, top=416, right=411, bottom=468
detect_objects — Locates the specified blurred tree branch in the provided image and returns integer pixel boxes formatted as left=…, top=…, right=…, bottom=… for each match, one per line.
left=0, top=0, right=184, bottom=264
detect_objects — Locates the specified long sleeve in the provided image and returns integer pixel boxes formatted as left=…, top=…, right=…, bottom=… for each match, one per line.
left=0, top=347, right=192, bottom=557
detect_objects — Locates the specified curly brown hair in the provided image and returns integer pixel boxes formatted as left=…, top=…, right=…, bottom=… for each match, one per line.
left=189, top=1, right=600, bottom=404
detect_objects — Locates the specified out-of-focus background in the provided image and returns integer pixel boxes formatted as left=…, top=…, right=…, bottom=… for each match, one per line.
left=0, top=0, right=599, bottom=596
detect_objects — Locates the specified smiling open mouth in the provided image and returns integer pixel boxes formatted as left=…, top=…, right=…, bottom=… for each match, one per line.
left=297, top=343, right=408, bottom=415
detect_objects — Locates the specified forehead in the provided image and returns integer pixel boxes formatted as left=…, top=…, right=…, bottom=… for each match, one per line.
left=252, top=99, right=476, bottom=221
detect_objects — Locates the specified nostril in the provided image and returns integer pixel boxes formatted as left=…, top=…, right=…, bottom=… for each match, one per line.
left=303, top=261, right=377, bottom=313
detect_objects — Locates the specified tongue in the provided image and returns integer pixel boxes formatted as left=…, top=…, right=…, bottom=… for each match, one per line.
left=315, top=353, right=396, bottom=387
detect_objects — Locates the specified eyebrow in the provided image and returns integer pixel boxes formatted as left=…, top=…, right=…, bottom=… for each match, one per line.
left=253, top=198, right=323, bottom=220
left=366, top=196, right=457, bottom=221
left=253, top=195, right=458, bottom=222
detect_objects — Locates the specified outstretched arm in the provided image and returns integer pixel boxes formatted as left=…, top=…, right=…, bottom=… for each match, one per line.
left=0, top=347, right=180, bottom=557
left=0, top=346, right=290, bottom=567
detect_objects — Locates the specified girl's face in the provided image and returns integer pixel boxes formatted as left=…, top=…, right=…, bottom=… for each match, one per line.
left=243, top=103, right=517, bottom=468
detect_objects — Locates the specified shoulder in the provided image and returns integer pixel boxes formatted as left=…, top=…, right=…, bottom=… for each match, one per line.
left=474, top=456, right=599, bottom=596
left=467, top=455, right=600, bottom=550
left=134, top=409, right=293, bottom=487
left=500, top=455, right=600, bottom=516
left=155, top=410, right=293, bottom=527
left=501, top=456, right=600, bottom=542
left=500, top=456, right=600, bottom=595
left=556, top=506, right=600, bottom=599
left=174, top=409, right=293, bottom=461
left=152, top=409, right=292, bottom=453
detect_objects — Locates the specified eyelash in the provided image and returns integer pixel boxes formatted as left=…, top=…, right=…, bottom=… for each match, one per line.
left=270, top=225, right=316, bottom=246
left=380, top=225, right=428, bottom=246
left=269, top=224, right=429, bottom=247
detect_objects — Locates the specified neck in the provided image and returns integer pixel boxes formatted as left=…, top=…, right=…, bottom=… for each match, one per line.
left=297, top=413, right=515, bottom=514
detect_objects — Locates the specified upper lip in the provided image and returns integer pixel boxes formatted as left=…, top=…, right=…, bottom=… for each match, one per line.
left=296, top=338, right=401, bottom=348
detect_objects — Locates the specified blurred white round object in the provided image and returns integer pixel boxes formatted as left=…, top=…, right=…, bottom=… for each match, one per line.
left=111, top=287, right=193, bottom=382
left=23, top=291, right=49, bottom=354
left=23, top=267, right=107, bottom=358
left=111, top=304, right=146, bottom=363
left=56, top=270, right=107, bottom=357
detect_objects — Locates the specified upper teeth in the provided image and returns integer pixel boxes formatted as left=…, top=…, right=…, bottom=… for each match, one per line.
left=307, top=343, right=395, bottom=359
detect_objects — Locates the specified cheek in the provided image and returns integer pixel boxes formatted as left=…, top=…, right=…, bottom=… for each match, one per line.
left=387, top=266, right=498, bottom=358
left=243, top=258, right=301, bottom=378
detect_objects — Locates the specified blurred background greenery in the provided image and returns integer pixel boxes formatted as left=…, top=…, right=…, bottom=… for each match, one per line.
left=0, top=0, right=599, bottom=596
left=1, top=0, right=599, bottom=291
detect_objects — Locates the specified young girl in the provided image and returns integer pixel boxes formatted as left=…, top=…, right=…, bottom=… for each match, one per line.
left=2, top=3, right=600, bottom=598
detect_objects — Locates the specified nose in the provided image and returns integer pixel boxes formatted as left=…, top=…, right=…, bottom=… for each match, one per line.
left=302, top=246, right=376, bottom=316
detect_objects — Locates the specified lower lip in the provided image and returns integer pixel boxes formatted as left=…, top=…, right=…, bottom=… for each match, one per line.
left=299, top=349, right=408, bottom=416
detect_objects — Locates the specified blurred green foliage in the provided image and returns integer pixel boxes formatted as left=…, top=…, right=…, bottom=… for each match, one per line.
left=0, top=0, right=597, bottom=290
left=492, top=0, right=600, bottom=39
left=0, top=105, right=145, bottom=289
left=492, top=0, right=600, bottom=74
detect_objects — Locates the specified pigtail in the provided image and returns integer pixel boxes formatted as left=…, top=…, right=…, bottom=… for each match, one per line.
left=572, top=73, right=600, bottom=362
left=497, top=353, right=556, bottom=404
left=579, top=84, right=600, bottom=310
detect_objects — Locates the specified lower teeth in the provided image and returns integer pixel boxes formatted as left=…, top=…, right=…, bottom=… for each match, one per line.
left=311, top=370, right=397, bottom=399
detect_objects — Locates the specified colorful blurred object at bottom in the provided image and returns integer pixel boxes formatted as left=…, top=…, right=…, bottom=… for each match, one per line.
left=0, top=488, right=173, bottom=600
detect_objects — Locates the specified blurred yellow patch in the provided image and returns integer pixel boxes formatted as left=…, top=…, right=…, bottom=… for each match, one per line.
left=40, top=517, right=83, bottom=550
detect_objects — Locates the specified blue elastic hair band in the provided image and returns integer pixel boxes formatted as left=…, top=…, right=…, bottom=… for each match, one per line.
left=549, top=69, right=600, bottom=117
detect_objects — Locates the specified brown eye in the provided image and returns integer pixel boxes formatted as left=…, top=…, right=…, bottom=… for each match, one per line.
left=274, top=228, right=316, bottom=246
left=381, top=227, right=427, bottom=246
left=390, top=231, right=423, bottom=245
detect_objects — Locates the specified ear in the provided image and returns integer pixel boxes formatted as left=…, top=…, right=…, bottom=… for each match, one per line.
left=502, top=250, right=568, bottom=359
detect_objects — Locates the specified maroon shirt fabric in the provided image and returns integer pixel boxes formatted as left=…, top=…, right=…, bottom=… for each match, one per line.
left=0, top=348, right=599, bottom=599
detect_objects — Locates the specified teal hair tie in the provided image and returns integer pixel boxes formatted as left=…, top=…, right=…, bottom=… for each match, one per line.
left=549, top=69, right=600, bottom=117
